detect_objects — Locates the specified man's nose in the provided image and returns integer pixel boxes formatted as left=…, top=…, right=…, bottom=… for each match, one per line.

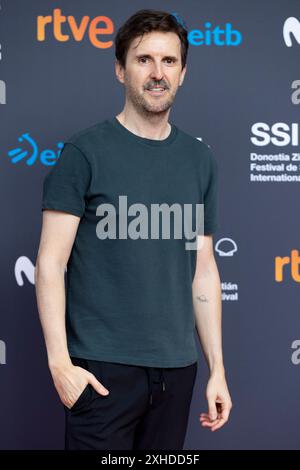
left=149, top=62, right=164, bottom=82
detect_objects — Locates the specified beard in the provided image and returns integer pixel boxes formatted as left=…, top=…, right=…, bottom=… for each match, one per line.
left=123, top=73, right=176, bottom=117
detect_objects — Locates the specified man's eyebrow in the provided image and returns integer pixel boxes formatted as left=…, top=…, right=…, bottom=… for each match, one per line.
left=135, top=53, right=179, bottom=61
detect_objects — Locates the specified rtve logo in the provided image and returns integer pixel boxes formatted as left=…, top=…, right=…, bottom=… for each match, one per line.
left=37, top=8, right=114, bottom=49
left=275, top=250, right=300, bottom=282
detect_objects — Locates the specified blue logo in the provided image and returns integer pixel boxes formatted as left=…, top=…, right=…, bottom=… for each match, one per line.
left=189, top=22, right=242, bottom=46
left=171, top=13, right=242, bottom=46
left=8, top=133, right=64, bottom=166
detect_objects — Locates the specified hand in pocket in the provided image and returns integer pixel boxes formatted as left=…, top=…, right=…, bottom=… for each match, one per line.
left=50, top=361, right=110, bottom=410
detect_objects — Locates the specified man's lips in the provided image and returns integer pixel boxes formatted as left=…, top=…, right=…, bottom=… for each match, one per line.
left=145, top=87, right=168, bottom=95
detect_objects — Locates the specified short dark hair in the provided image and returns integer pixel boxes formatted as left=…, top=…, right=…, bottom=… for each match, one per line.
left=115, top=9, right=189, bottom=70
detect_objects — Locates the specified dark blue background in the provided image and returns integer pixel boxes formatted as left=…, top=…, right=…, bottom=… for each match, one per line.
left=0, top=0, right=299, bottom=449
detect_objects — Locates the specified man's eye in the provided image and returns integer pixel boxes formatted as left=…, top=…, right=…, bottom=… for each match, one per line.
left=138, top=58, right=175, bottom=64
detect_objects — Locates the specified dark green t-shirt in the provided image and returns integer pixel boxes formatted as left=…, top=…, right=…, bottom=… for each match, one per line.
left=41, top=116, right=219, bottom=367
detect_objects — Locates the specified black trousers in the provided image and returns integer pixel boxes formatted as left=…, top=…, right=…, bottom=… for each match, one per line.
left=64, top=356, right=198, bottom=450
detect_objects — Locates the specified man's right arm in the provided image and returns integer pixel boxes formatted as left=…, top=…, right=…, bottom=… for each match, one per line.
left=35, top=209, right=109, bottom=409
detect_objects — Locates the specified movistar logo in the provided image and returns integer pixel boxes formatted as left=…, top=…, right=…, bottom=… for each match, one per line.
left=283, top=17, right=300, bottom=47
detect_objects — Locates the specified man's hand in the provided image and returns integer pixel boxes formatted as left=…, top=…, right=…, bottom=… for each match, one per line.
left=50, top=362, right=110, bottom=409
left=200, top=370, right=232, bottom=432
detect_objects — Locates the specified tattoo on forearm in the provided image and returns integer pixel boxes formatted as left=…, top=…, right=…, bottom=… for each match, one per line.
left=196, top=294, right=209, bottom=303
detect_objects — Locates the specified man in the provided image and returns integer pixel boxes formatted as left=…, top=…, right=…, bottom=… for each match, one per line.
left=35, top=9, right=232, bottom=450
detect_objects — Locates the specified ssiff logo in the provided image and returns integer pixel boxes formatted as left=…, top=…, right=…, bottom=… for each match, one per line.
left=251, top=122, right=299, bottom=147
left=275, top=250, right=300, bottom=282
left=8, top=133, right=64, bottom=166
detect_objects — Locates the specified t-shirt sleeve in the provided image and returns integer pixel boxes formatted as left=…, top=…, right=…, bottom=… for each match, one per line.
left=203, top=146, right=220, bottom=235
left=41, top=142, right=91, bottom=218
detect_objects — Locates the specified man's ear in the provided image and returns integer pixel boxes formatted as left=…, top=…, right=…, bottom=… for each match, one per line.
left=115, top=59, right=125, bottom=84
left=179, top=64, right=187, bottom=86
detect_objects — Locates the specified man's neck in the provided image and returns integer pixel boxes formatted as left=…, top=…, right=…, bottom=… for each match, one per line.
left=115, top=112, right=171, bottom=141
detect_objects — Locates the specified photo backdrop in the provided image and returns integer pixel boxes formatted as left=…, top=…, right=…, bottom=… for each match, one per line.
left=0, top=0, right=299, bottom=450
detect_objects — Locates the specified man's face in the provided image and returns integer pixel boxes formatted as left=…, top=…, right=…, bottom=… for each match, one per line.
left=116, top=31, right=187, bottom=116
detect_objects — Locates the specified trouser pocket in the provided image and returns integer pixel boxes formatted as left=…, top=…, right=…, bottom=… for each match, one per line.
left=69, top=357, right=93, bottom=412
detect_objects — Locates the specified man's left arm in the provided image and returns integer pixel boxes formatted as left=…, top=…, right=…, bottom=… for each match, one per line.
left=192, top=234, right=232, bottom=432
